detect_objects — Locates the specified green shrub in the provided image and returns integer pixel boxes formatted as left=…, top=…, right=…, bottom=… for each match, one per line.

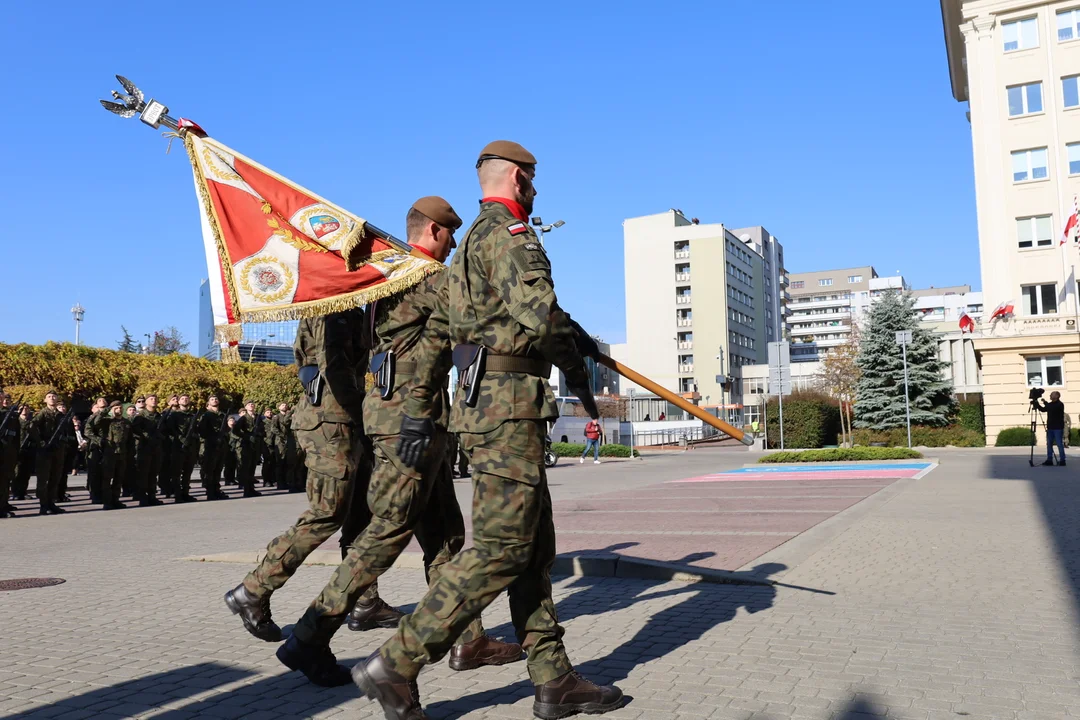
left=852, top=425, right=985, bottom=448
left=995, top=427, right=1033, bottom=446
left=956, top=400, right=986, bottom=434
left=760, top=447, right=924, bottom=463
left=550, top=442, right=637, bottom=458
left=764, top=391, right=841, bottom=449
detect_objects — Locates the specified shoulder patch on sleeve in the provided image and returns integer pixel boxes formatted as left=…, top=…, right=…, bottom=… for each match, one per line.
left=507, top=222, right=529, bottom=236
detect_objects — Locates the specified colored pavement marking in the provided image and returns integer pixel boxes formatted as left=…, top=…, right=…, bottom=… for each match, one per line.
left=670, top=462, right=936, bottom=484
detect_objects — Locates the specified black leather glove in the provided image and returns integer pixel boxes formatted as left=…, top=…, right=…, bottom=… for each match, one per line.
left=568, top=384, right=600, bottom=420
left=568, top=318, right=600, bottom=360
left=397, top=415, right=435, bottom=469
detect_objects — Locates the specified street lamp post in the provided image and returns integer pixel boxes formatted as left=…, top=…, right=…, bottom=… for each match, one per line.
left=715, top=347, right=726, bottom=424
left=530, top=217, right=565, bottom=246
left=895, top=331, right=913, bottom=449
left=70, top=303, right=85, bottom=346
left=247, top=334, right=276, bottom=363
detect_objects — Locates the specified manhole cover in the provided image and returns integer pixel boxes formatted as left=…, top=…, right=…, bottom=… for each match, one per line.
left=0, top=578, right=66, bottom=591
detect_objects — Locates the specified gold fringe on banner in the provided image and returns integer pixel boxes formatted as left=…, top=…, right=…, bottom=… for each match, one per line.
left=214, top=324, right=244, bottom=344
left=220, top=344, right=242, bottom=363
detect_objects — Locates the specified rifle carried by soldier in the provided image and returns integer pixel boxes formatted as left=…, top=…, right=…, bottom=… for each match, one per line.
left=182, top=409, right=205, bottom=448
left=45, top=408, right=75, bottom=450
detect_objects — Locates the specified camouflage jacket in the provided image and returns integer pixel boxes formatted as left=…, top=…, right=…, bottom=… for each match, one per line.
left=28, top=407, right=63, bottom=450
left=271, top=413, right=291, bottom=452
left=104, top=415, right=131, bottom=449
left=291, top=308, right=369, bottom=431
left=198, top=410, right=226, bottom=447
left=364, top=267, right=450, bottom=436
left=169, top=409, right=200, bottom=449
left=406, top=201, right=587, bottom=433
left=231, top=414, right=253, bottom=449
left=130, top=409, right=164, bottom=446
left=0, top=405, right=20, bottom=448
left=83, top=410, right=108, bottom=448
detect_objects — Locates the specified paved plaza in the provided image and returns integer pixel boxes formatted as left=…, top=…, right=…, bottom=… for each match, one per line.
left=2, top=448, right=1080, bottom=719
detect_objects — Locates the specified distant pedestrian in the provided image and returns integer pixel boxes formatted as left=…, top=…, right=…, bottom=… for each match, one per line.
left=580, top=418, right=602, bottom=464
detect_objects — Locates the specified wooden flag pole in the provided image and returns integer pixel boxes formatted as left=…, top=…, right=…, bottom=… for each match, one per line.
left=595, top=354, right=753, bottom=446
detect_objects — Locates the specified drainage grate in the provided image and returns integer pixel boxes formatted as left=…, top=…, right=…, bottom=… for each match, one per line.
left=0, top=578, right=66, bottom=591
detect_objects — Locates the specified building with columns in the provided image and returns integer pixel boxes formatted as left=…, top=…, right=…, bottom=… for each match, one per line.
left=941, top=0, right=1080, bottom=443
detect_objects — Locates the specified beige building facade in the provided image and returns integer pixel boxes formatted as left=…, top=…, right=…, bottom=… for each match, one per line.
left=942, top=0, right=1080, bottom=443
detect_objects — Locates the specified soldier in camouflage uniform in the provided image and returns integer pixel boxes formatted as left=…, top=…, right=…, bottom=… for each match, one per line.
left=170, top=395, right=200, bottom=503
left=130, top=394, right=165, bottom=506
left=159, top=395, right=179, bottom=498
left=354, top=143, right=622, bottom=720
left=0, top=393, right=20, bottom=517
left=13, top=406, right=34, bottom=501
left=231, top=403, right=261, bottom=497
left=259, top=408, right=275, bottom=486
left=100, top=401, right=130, bottom=510
left=83, top=397, right=108, bottom=504
left=199, top=396, right=229, bottom=500
left=225, top=307, right=400, bottom=667
left=269, top=402, right=291, bottom=488
left=55, top=402, right=76, bottom=503
left=284, top=197, right=521, bottom=688
left=223, top=415, right=238, bottom=485
left=28, top=391, right=67, bottom=515
left=121, top=404, right=138, bottom=498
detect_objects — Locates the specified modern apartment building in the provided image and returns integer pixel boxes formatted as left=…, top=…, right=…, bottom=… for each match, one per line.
left=198, top=278, right=298, bottom=365
left=617, top=210, right=787, bottom=421
left=787, top=267, right=878, bottom=363
left=942, top=0, right=1080, bottom=442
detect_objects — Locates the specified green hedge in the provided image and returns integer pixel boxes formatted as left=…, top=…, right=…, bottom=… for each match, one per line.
left=852, top=425, right=985, bottom=448
left=995, top=426, right=1080, bottom=446
left=764, top=391, right=841, bottom=449
left=956, top=400, right=986, bottom=435
left=551, top=442, right=637, bottom=458
left=760, top=447, right=924, bottom=463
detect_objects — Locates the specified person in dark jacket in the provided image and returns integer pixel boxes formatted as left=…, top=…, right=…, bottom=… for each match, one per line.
left=1038, top=391, right=1067, bottom=466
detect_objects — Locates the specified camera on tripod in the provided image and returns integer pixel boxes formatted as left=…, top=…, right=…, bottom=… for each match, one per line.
left=1030, top=387, right=1045, bottom=406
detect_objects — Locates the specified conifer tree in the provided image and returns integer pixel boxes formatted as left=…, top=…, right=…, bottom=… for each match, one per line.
left=854, top=291, right=955, bottom=429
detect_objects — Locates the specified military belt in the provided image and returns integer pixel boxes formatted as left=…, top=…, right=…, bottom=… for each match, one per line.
left=483, top=353, right=551, bottom=377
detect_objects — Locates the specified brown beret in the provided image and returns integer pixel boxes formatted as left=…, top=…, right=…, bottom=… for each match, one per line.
left=476, top=140, right=536, bottom=168
left=109, top=400, right=123, bottom=409
left=411, top=196, right=462, bottom=231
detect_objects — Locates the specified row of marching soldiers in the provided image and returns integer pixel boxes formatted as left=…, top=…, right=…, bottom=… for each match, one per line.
left=0, top=390, right=307, bottom=517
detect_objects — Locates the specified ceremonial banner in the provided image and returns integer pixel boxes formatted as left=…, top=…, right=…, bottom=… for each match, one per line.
left=182, top=129, right=437, bottom=360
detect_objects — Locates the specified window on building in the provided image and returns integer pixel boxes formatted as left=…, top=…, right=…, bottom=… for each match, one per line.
left=791, top=280, right=804, bottom=289
left=819, top=278, right=833, bottom=287
left=847, top=274, right=863, bottom=283
left=1064, top=76, right=1080, bottom=109
left=1022, top=283, right=1058, bottom=315
left=1069, top=143, right=1080, bottom=175
left=1012, top=148, right=1049, bottom=182
left=1059, top=8, right=1080, bottom=41
left=1027, top=355, right=1064, bottom=387
left=1003, top=17, right=1039, bottom=52
left=1007, top=82, right=1044, bottom=116
left=1017, top=215, right=1053, bottom=249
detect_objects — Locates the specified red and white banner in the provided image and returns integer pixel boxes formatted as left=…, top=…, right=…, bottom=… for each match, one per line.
left=182, top=129, right=437, bottom=358
left=988, top=300, right=1015, bottom=322
left=958, top=312, right=975, bottom=333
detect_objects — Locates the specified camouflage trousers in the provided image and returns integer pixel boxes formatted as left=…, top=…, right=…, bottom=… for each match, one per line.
left=176, top=442, right=199, bottom=497
left=35, top=447, right=65, bottom=510
left=101, top=445, right=126, bottom=505
left=242, top=422, right=378, bottom=604
left=135, top=442, right=162, bottom=501
left=0, top=440, right=17, bottom=507
left=201, top=443, right=224, bottom=494
left=292, top=428, right=484, bottom=648
left=378, top=419, right=570, bottom=686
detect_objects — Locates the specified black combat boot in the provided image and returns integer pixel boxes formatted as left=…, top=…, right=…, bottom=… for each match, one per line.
left=533, top=670, right=623, bottom=719
left=347, top=598, right=405, bottom=631
left=352, top=652, right=428, bottom=720
left=448, top=635, right=523, bottom=671
left=276, top=635, right=352, bottom=687
left=224, top=584, right=282, bottom=642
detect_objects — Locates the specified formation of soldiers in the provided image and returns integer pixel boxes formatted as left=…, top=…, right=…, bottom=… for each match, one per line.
left=0, top=390, right=307, bottom=517
left=221, top=141, right=621, bottom=720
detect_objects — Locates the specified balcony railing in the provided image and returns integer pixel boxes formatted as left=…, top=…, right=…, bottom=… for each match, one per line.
left=678, top=363, right=695, bottom=373
left=675, top=296, right=692, bottom=305
left=674, top=250, right=690, bottom=259
left=676, top=318, right=692, bottom=327
left=678, top=341, right=693, bottom=349
left=789, top=325, right=850, bottom=337
left=675, top=272, right=691, bottom=282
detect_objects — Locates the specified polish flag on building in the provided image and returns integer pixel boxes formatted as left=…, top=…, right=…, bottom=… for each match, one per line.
left=1062, top=196, right=1079, bottom=245
left=988, top=300, right=1015, bottom=322
left=179, top=124, right=438, bottom=360
left=958, top=312, right=975, bottom=333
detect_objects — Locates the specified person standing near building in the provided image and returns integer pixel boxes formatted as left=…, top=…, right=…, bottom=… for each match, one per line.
left=29, top=390, right=66, bottom=515
left=580, top=418, right=602, bottom=465
left=352, top=143, right=621, bottom=719
left=1038, top=391, right=1068, bottom=466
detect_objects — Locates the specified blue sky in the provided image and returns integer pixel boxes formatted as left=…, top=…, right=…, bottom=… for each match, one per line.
left=0, top=1, right=975, bottom=350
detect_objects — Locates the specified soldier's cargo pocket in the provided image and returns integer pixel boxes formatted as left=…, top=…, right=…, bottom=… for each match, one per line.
left=465, top=420, right=544, bottom=487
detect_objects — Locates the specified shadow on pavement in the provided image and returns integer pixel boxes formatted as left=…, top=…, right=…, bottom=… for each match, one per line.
left=424, top=546, right=787, bottom=719
left=832, top=696, right=888, bottom=718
